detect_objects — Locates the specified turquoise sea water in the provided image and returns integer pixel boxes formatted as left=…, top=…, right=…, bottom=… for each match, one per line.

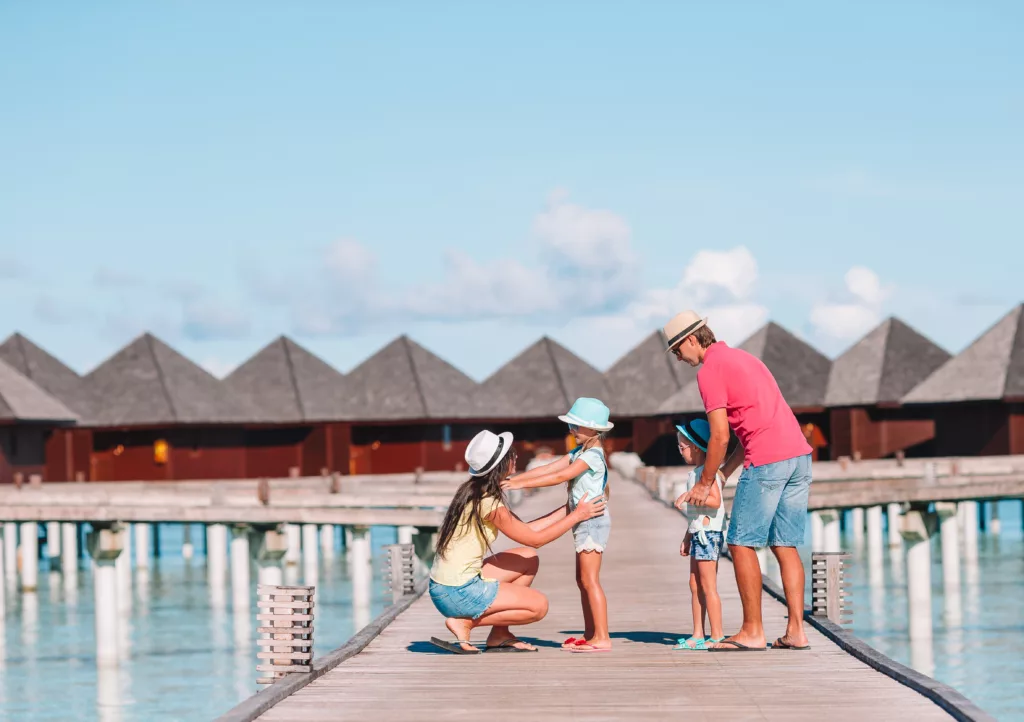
left=0, top=525, right=397, bottom=721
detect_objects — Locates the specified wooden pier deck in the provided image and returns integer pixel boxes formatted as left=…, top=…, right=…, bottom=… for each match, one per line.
left=256, top=477, right=955, bottom=722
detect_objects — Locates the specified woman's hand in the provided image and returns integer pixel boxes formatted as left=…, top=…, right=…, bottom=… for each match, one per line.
left=501, top=476, right=521, bottom=491
left=572, top=492, right=607, bottom=521
left=680, top=533, right=691, bottom=557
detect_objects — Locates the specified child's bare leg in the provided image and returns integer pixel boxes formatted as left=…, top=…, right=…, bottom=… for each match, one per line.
left=698, top=559, right=724, bottom=640
left=578, top=551, right=610, bottom=647
left=689, top=557, right=703, bottom=637
left=575, top=553, right=595, bottom=638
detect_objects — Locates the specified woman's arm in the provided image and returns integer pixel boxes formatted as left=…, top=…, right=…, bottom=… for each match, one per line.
left=507, top=454, right=573, bottom=484
left=504, top=458, right=590, bottom=491
left=489, top=494, right=605, bottom=548
left=525, top=504, right=569, bottom=532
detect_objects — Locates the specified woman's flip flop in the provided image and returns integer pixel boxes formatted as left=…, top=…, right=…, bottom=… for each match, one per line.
left=485, top=639, right=538, bottom=653
left=561, top=637, right=587, bottom=650
left=429, top=637, right=480, bottom=655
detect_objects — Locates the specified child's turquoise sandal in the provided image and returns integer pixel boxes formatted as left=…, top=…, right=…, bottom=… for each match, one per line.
left=674, top=636, right=707, bottom=651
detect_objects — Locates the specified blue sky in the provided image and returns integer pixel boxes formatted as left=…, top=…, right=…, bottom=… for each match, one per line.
left=1, top=2, right=1022, bottom=380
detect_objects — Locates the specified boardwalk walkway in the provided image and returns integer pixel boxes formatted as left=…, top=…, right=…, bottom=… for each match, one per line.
left=259, top=476, right=953, bottom=721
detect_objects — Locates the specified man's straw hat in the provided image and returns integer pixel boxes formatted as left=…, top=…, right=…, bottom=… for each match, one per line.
left=662, top=311, right=707, bottom=352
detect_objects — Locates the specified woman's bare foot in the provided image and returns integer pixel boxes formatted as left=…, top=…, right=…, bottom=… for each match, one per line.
left=445, top=618, right=477, bottom=653
left=581, top=637, right=612, bottom=650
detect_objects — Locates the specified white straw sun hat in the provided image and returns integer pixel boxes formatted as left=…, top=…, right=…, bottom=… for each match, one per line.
left=662, top=310, right=707, bottom=352
left=465, top=430, right=514, bottom=477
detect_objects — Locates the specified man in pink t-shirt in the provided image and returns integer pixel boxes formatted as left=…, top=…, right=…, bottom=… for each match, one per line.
left=665, top=310, right=812, bottom=652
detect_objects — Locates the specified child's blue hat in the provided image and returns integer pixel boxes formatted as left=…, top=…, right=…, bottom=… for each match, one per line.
left=676, top=418, right=710, bottom=452
left=559, top=397, right=614, bottom=432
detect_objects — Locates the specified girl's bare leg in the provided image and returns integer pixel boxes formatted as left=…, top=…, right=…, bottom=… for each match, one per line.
left=698, top=559, right=724, bottom=641
left=578, top=550, right=610, bottom=647
left=687, top=557, right=704, bottom=643
left=576, top=553, right=596, bottom=639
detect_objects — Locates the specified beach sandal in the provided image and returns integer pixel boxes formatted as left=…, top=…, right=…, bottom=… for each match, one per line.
left=561, top=637, right=588, bottom=650
left=772, top=637, right=811, bottom=651
left=569, top=643, right=612, bottom=654
left=485, top=639, right=538, bottom=653
left=673, top=636, right=706, bottom=651
left=429, top=637, right=480, bottom=655
left=707, top=640, right=768, bottom=652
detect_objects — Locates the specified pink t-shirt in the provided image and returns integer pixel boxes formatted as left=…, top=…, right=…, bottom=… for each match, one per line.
left=697, top=342, right=812, bottom=468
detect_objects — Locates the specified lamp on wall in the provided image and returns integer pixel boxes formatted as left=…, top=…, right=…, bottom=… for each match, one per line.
left=154, top=439, right=169, bottom=465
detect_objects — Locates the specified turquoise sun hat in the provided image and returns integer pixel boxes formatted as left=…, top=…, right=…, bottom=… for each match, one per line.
left=675, top=418, right=710, bottom=452
left=559, top=397, right=614, bottom=432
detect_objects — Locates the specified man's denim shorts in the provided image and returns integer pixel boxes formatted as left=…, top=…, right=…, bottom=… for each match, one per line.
left=429, top=576, right=500, bottom=620
left=726, top=455, right=812, bottom=548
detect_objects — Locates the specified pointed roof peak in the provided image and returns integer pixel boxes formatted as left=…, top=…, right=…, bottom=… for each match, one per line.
left=0, top=357, right=78, bottom=423
left=605, top=330, right=696, bottom=416
left=0, top=332, right=96, bottom=419
left=904, top=304, right=1023, bottom=404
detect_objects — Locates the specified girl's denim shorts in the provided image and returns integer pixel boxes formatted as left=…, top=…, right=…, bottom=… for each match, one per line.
left=429, top=576, right=499, bottom=620
left=692, top=530, right=724, bottom=562
left=572, top=512, right=611, bottom=553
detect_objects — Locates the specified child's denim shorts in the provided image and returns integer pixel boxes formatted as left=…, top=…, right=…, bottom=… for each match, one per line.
left=692, top=530, right=724, bottom=562
left=572, top=512, right=611, bottom=553
left=429, top=576, right=499, bottom=620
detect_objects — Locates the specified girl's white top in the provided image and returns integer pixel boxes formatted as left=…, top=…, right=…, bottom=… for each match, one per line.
left=684, top=465, right=725, bottom=534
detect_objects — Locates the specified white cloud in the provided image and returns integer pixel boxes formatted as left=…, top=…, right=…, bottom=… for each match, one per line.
left=200, top=357, right=237, bottom=379
left=181, top=298, right=251, bottom=341
left=681, top=247, right=759, bottom=303
left=809, top=266, right=892, bottom=342
left=325, top=238, right=377, bottom=285
left=93, top=267, right=141, bottom=288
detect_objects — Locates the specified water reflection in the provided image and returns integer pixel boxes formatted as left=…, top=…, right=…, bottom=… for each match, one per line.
left=97, top=664, right=125, bottom=722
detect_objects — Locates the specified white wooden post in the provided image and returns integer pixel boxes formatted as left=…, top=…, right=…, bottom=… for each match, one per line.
left=87, top=526, right=124, bottom=666
left=252, top=526, right=288, bottom=587
left=820, top=509, right=841, bottom=553
left=810, top=512, right=824, bottom=552
left=319, top=525, right=335, bottom=559
left=231, top=525, right=251, bottom=611
left=116, top=523, right=132, bottom=613
left=256, top=585, right=314, bottom=685
left=385, top=544, right=416, bottom=602
left=285, top=525, right=301, bottom=566
left=3, top=522, right=17, bottom=583
left=901, top=508, right=936, bottom=640
left=61, top=523, right=78, bottom=576
left=20, top=522, right=39, bottom=592
left=46, top=522, right=62, bottom=561
left=134, top=524, right=150, bottom=570
left=850, top=508, right=865, bottom=548
left=350, top=526, right=372, bottom=631
left=866, top=505, right=884, bottom=588
left=811, top=552, right=852, bottom=626
left=887, top=503, right=903, bottom=547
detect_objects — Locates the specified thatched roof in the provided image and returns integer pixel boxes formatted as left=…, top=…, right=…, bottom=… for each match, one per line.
left=484, top=337, right=611, bottom=419
left=825, top=318, right=951, bottom=407
left=604, top=331, right=696, bottom=416
left=345, top=336, right=483, bottom=421
left=0, top=357, right=79, bottom=423
left=84, top=334, right=260, bottom=426
left=0, top=333, right=96, bottom=419
left=224, top=337, right=350, bottom=423
left=903, top=304, right=1024, bottom=404
left=659, top=322, right=832, bottom=414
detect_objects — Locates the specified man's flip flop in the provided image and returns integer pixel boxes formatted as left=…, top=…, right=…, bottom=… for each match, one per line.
left=707, top=640, right=768, bottom=652
left=772, top=637, right=811, bottom=650
left=485, top=639, right=538, bottom=653
left=429, top=637, right=480, bottom=655
left=569, top=643, right=611, bottom=653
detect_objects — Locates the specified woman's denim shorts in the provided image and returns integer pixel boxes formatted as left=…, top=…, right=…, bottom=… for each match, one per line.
left=429, top=576, right=500, bottom=620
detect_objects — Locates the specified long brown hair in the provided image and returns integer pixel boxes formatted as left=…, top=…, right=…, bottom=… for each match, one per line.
left=435, top=450, right=516, bottom=560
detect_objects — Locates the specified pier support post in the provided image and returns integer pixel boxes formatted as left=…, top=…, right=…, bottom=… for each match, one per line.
left=866, top=505, right=884, bottom=585
left=397, top=525, right=416, bottom=546
left=285, top=524, right=301, bottom=566
left=901, top=507, right=937, bottom=640
left=207, top=523, right=228, bottom=606
left=0, top=527, right=6, bottom=617
left=344, top=526, right=353, bottom=551
left=3, top=522, right=17, bottom=583
left=936, top=502, right=962, bottom=626
left=302, top=523, right=319, bottom=586
left=319, top=525, right=335, bottom=559
left=350, top=526, right=372, bottom=631
left=134, top=523, right=150, bottom=570
left=820, top=509, right=841, bottom=553
left=251, top=526, right=288, bottom=587
left=810, top=512, right=824, bottom=552
left=887, top=503, right=903, bottom=547
left=960, top=500, right=979, bottom=565
left=46, top=522, right=61, bottom=562
left=87, top=525, right=124, bottom=666
left=20, top=522, right=39, bottom=592
left=990, top=502, right=1001, bottom=535
left=116, top=523, right=132, bottom=612
left=61, top=523, right=78, bottom=575
left=182, top=523, right=194, bottom=561
left=231, top=525, right=251, bottom=610
left=850, top=507, right=865, bottom=548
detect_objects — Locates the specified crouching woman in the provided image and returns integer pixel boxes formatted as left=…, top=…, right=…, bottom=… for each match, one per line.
left=429, top=430, right=606, bottom=654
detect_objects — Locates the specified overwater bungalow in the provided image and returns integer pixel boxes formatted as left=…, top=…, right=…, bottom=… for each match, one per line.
left=657, top=322, right=833, bottom=462
left=824, top=318, right=951, bottom=459
left=483, top=336, right=631, bottom=462
left=902, top=304, right=1024, bottom=456
left=604, top=331, right=697, bottom=465
left=0, top=355, right=79, bottom=483
left=224, top=336, right=352, bottom=477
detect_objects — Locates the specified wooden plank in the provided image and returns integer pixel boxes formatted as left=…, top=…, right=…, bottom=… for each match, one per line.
left=252, top=478, right=959, bottom=722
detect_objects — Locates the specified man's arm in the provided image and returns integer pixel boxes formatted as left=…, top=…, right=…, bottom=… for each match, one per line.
left=699, top=408, right=730, bottom=486
left=720, top=438, right=745, bottom=481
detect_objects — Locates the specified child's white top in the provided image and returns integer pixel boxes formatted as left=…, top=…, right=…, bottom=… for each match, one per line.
left=568, top=446, right=607, bottom=507
left=684, top=465, right=725, bottom=534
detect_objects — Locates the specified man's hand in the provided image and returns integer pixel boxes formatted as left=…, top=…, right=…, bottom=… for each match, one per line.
left=674, top=491, right=687, bottom=511
left=682, top=478, right=715, bottom=506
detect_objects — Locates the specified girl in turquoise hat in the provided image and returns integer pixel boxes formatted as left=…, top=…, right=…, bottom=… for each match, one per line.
left=672, top=418, right=726, bottom=651
left=503, top=397, right=614, bottom=653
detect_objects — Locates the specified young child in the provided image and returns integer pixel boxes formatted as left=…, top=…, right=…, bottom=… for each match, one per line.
left=502, top=397, right=613, bottom=653
left=672, top=418, right=726, bottom=651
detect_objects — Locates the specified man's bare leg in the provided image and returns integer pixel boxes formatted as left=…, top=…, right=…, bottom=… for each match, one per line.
left=712, top=545, right=766, bottom=648
left=771, top=545, right=809, bottom=647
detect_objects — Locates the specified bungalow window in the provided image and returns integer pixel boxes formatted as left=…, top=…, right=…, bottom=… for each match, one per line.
left=442, top=425, right=452, bottom=452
